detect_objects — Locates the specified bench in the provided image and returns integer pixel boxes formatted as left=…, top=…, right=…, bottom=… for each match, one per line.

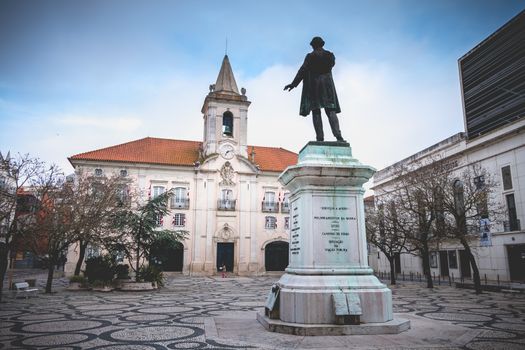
left=14, top=282, right=39, bottom=298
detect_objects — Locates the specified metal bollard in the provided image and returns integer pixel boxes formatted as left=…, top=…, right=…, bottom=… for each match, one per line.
left=448, top=275, right=451, bottom=286
left=484, top=274, right=487, bottom=285
left=403, top=272, right=405, bottom=281
left=497, top=274, right=500, bottom=286
left=451, top=273, right=454, bottom=283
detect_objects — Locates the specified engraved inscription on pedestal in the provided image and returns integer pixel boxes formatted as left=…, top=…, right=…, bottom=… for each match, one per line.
left=289, top=201, right=301, bottom=262
left=312, top=195, right=358, bottom=267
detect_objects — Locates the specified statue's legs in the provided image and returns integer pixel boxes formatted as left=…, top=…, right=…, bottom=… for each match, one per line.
left=312, top=109, right=324, bottom=141
left=326, top=109, right=345, bottom=142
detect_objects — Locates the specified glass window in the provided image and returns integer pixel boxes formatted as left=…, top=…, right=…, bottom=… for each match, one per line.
left=173, top=213, right=186, bottom=227
left=116, top=184, right=129, bottom=205
left=86, top=245, right=100, bottom=259
left=221, top=189, right=233, bottom=200
left=174, top=187, right=186, bottom=202
left=448, top=251, right=458, bottom=269
left=501, top=166, right=512, bottom=190
left=473, top=175, right=485, bottom=190
left=152, top=186, right=165, bottom=199
left=265, top=216, right=277, bottom=229
left=222, top=111, right=233, bottom=137
left=429, top=252, right=438, bottom=268
left=155, top=214, right=163, bottom=227
left=171, top=187, right=187, bottom=207
left=283, top=193, right=290, bottom=208
left=220, top=189, right=234, bottom=209
left=265, top=191, right=276, bottom=203
left=263, top=191, right=278, bottom=212
left=94, top=168, right=103, bottom=176
left=506, top=194, right=519, bottom=231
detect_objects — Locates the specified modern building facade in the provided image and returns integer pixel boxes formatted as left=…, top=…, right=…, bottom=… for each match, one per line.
left=370, top=10, right=525, bottom=282
left=67, top=55, right=297, bottom=276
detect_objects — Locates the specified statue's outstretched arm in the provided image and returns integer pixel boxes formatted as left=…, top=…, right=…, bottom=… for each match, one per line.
left=284, top=54, right=310, bottom=91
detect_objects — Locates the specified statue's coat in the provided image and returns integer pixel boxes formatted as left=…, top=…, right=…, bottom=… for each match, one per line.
left=290, top=48, right=341, bottom=116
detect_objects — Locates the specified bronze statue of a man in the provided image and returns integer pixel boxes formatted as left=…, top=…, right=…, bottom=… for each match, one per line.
left=284, top=36, right=345, bottom=142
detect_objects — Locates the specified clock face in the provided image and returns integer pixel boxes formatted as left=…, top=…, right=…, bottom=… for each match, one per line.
left=220, top=144, right=235, bottom=159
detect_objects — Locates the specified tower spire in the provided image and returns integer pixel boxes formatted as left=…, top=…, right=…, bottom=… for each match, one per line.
left=214, top=55, right=239, bottom=94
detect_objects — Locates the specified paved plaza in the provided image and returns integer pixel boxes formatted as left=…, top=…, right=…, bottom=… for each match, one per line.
left=1, top=273, right=524, bottom=349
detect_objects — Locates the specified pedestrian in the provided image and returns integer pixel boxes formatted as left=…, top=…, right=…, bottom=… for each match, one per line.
left=221, top=263, right=227, bottom=278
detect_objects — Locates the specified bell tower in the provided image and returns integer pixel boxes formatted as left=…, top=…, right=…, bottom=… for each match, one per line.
left=201, top=55, right=251, bottom=159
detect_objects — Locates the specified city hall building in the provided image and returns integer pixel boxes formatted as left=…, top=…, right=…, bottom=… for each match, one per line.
left=66, top=55, right=297, bottom=276
left=370, top=10, right=525, bottom=282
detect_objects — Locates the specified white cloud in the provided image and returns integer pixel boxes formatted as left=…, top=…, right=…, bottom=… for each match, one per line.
left=243, top=59, right=464, bottom=170
left=1, top=58, right=464, bottom=182
left=58, top=115, right=142, bottom=132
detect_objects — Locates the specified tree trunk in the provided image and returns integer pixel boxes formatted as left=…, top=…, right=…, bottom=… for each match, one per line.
left=0, top=244, right=9, bottom=303
left=45, top=259, right=55, bottom=293
left=135, top=241, right=140, bottom=282
left=388, top=255, right=396, bottom=285
left=461, top=238, right=482, bottom=294
left=421, top=245, right=433, bottom=289
left=74, top=240, right=89, bottom=276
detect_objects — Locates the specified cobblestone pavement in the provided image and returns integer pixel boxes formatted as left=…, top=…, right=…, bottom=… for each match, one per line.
left=0, top=273, right=524, bottom=349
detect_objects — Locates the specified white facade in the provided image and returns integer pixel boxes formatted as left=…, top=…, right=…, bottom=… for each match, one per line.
left=66, top=56, right=295, bottom=276
left=371, top=119, right=525, bottom=282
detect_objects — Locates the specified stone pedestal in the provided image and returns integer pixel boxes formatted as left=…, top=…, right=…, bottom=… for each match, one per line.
left=260, top=142, right=407, bottom=332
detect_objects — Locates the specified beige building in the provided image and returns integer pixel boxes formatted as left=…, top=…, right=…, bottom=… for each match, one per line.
left=67, top=55, right=297, bottom=276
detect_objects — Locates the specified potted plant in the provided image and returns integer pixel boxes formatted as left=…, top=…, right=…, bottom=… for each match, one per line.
left=91, top=279, right=113, bottom=292
left=85, top=255, right=115, bottom=291
left=120, top=265, right=162, bottom=291
left=138, top=265, right=164, bottom=289
left=113, top=264, right=130, bottom=289
left=67, top=275, right=89, bottom=290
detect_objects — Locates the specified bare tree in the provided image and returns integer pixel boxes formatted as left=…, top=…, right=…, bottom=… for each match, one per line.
left=440, top=164, right=504, bottom=294
left=16, top=163, right=65, bottom=293
left=380, top=160, right=450, bottom=289
left=366, top=199, right=407, bottom=285
left=19, top=170, right=123, bottom=293
left=0, top=152, right=49, bottom=302
left=70, top=174, right=124, bottom=276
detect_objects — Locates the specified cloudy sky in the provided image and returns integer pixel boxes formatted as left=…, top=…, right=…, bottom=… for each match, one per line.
left=1, top=0, right=523, bottom=176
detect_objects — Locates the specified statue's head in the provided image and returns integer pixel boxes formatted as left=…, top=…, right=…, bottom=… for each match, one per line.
left=310, top=36, right=325, bottom=49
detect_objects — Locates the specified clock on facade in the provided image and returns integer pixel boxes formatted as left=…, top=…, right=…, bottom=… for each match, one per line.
left=219, top=143, right=235, bottom=159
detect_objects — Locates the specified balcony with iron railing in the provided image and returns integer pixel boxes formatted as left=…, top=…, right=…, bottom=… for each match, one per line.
left=171, top=198, right=190, bottom=210
left=504, top=219, right=521, bottom=232
left=262, top=201, right=279, bottom=213
left=217, top=199, right=236, bottom=211
left=280, top=202, right=290, bottom=213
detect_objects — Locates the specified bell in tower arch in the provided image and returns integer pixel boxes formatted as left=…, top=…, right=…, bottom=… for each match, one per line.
left=222, top=111, right=234, bottom=137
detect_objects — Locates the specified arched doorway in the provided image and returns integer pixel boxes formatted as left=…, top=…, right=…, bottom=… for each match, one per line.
left=265, top=241, right=289, bottom=271
left=149, top=239, right=184, bottom=272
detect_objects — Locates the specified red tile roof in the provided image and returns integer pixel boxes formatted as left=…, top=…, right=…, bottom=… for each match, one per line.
left=69, top=137, right=297, bottom=172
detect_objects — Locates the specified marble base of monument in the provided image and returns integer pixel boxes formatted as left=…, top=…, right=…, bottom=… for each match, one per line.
left=257, top=312, right=410, bottom=336
left=260, top=142, right=409, bottom=334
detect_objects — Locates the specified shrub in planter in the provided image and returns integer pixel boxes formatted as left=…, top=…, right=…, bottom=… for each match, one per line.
left=84, top=255, right=115, bottom=285
left=138, top=265, right=164, bottom=287
left=92, top=279, right=113, bottom=291
left=69, top=275, right=87, bottom=286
